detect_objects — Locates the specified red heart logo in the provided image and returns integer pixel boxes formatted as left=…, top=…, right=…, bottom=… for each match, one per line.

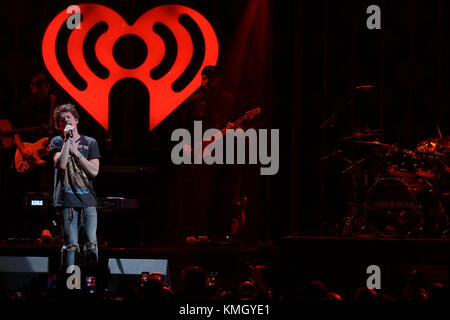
left=42, top=4, right=219, bottom=131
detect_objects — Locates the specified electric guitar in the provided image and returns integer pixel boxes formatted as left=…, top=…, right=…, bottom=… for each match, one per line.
left=184, top=107, right=262, bottom=156
left=0, top=119, right=52, bottom=173
left=14, top=137, right=50, bottom=174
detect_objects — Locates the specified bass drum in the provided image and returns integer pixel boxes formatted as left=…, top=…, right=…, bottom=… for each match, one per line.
left=366, top=178, right=419, bottom=237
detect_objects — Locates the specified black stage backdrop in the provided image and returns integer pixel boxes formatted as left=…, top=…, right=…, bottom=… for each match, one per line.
left=0, top=0, right=449, bottom=245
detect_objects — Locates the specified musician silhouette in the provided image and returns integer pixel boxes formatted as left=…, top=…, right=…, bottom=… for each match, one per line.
left=176, top=66, right=242, bottom=241
left=13, top=73, right=59, bottom=159
left=185, top=65, right=235, bottom=129
left=10, top=72, right=63, bottom=239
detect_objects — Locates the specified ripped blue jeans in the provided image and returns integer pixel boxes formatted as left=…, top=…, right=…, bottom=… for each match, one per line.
left=60, top=206, right=98, bottom=267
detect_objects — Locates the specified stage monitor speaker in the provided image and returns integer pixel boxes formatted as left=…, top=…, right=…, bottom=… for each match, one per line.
left=0, top=256, right=49, bottom=273
left=107, top=258, right=170, bottom=291
left=0, top=256, right=49, bottom=294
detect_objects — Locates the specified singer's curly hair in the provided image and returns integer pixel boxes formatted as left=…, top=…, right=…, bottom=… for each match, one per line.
left=53, top=103, right=80, bottom=130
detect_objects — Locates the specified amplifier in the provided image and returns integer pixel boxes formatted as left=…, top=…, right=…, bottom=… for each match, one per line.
left=97, top=197, right=140, bottom=213
left=98, top=197, right=142, bottom=247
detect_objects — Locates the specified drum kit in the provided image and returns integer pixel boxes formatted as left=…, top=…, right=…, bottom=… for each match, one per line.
left=324, top=128, right=450, bottom=238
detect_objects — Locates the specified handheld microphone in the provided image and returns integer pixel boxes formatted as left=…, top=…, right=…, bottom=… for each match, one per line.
left=64, top=124, right=74, bottom=139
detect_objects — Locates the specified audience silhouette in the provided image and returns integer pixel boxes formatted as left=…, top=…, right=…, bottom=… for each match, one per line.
left=2, top=263, right=450, bottom=302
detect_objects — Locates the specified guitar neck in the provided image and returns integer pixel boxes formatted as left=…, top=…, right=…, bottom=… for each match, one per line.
left=220, top=116, right=248, bottom=135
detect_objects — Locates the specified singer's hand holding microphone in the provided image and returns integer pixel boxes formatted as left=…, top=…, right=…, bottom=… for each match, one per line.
left=64, top=124, right=81, bottom=158
left=64, top=124, right=74, bottom=141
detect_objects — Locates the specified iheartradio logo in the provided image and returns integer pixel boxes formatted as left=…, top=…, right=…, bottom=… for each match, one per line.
left=42, top=4, right=219, bottom=131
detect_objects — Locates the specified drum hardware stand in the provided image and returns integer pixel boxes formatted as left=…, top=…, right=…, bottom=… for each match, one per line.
left=339, top=155, right=374, bottom=236
left=320, top=85, right=375, bottom=129
left=330, top=208, right=363, bottom=237
left=404, top=200, right=447, bottom=238
left=320, top=150, right=359, bottom=236
left=324, top=152, right=373, bottom=236
left=341, top=155, right=370, bottom=175
left=403, top=187, right=450, bottom=238
left=432, top=197, right=450, bottom=237
left=320, top=150, right=344, bottom=161
left=404, top=208, right=426, bottom=238
left=320, top=88, right=353, bottom=129
left=433, top=153, right=450, bottom=172
left=337, top=201, right=373, bottom=236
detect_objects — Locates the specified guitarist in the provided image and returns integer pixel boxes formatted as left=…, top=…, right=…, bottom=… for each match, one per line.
left=186, top=65, right=236, bottom=130
left=13, top=73, right=58, bottom=160
left=10, top=72, right=61, bottom=239
left=178, top=66, right=245, bottom=241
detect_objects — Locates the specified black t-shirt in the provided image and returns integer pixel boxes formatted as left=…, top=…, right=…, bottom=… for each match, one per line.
left=49, top=135, right=101, bottom=208
left=185, top=87, right=236, bottom=130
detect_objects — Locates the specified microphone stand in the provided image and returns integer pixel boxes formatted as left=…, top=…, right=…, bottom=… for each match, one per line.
left=320, top=87, right=354, bottom=129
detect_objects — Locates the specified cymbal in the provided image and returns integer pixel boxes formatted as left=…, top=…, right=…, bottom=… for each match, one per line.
left=352, top=140, right=394, bottom=149
left=339, top=129, right=384, bottom=140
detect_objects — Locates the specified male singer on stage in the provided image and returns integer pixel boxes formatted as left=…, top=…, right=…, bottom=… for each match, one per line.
left=49, top=103, right=100, bottom=268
